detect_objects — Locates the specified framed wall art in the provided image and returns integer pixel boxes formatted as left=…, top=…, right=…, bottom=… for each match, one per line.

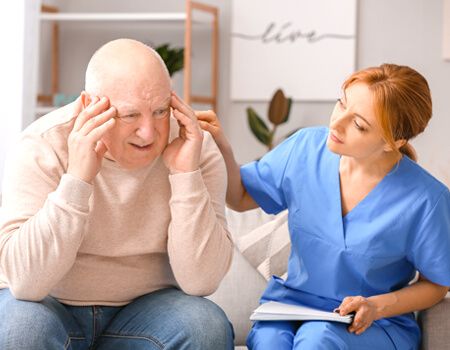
left=230, top=0, right=357, bottom=101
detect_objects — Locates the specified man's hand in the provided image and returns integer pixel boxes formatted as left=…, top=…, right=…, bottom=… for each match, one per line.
left=337, top=295, right=378, bottom=335
left=162, top=92, right=204, bottom=174
left=67, top=95, right=116, bottom=183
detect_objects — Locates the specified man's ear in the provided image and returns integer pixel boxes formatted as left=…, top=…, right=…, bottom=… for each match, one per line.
left=80, top=91, right=91, bottom=109
left=383, top=139, right=407, bottom=152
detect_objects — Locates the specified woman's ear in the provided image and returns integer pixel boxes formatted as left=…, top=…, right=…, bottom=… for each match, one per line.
left=383, top=139, right=407, bottom=152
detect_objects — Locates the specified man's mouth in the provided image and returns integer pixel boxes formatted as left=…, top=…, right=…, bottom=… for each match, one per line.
left=130, top=143, right=152, bottom=151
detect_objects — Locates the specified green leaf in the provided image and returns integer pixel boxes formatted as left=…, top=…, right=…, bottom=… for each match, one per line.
left=268, top=89, right=289, bottom=126
left=283, top=97, right=292, bottom=124
left=247, top=107, right=271, bottom=146
left=155, top=44, right=184, bottom=76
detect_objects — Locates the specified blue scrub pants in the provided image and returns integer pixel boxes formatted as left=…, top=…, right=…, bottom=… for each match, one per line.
left=0, top=288, right=234, bottom=350
left=247, top=320, right=397, bottom=350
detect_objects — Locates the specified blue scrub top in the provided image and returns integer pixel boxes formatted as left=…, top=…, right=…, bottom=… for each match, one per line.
left=241, top=127, right=450, bottom=348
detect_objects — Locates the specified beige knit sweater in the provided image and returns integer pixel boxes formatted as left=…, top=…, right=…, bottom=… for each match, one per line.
left=0, top=102, right=233, bottom=306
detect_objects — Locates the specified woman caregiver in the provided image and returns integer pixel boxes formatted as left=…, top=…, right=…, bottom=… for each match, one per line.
left=197, top=64, right=450, bottom=349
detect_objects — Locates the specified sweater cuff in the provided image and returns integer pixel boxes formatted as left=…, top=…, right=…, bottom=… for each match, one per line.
left=54, top=174, right=93, bottom=209
left=169, top=169, right=206, bottom=198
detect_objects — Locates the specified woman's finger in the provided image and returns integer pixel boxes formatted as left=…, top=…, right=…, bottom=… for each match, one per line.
left=195, top=110, right=217, bottom=123
left=198, top=120, right=213, bottom=132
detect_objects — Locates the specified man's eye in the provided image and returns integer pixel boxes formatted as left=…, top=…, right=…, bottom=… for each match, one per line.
left=154, top=108, right=169, bottom=119
left=117, top=113, right=139, bottom=123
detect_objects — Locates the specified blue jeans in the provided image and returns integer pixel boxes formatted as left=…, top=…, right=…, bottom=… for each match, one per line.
left=0, top=287, right=234, bottom=349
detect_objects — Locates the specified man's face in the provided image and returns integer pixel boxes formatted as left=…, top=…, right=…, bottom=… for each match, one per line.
left=99, top=75, right=171, bottom=170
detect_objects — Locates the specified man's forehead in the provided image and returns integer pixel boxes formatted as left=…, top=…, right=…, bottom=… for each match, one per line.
left=113, top=94, right=171, bottom=111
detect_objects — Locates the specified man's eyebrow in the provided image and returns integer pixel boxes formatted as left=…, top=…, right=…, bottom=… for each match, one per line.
left=118, top=109, right=140, bottom=116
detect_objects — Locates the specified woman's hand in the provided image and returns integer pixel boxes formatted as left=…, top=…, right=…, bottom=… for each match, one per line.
left=196, top=110, right=228, bottom=149
left=337, top=296, right=378, bottom=335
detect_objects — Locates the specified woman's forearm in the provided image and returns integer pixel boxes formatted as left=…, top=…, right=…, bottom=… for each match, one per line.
left=196, top=110, right=258, bottom=212
left=368, top=277, right=448, bottom=320
left=218, top=141, right=258, bottom=212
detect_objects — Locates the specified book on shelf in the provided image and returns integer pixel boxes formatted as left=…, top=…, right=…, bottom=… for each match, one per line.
left=250, top=301, right=353, bottom=324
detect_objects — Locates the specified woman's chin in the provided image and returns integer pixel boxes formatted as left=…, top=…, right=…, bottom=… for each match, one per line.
left=326, top=139, right=343, bottom=155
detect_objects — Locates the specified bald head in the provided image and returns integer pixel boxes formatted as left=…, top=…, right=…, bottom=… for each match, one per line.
left=85, top=39, right=170, bottom=95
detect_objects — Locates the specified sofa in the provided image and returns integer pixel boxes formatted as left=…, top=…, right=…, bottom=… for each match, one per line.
left=208, top=208, right=450, bottom=350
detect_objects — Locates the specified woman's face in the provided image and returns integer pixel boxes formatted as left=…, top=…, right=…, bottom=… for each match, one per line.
left=327, top=83, right=389, bottom=159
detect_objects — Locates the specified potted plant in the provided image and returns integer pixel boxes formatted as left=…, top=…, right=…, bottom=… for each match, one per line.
left=155, top=43, right=184, bottom=77
left=247, top=89, right=299, bottom=151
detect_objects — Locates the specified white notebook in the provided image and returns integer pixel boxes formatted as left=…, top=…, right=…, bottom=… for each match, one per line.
left=250, top=301, right=353, bottom=324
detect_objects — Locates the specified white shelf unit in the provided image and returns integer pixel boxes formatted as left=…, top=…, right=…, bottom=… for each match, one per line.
left=40, top=13, right=188, bottom=22
left=36, top=1, right=219, bottom=116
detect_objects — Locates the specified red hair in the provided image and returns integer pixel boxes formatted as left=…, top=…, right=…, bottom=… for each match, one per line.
left=342, top=64, right=432, bottom=161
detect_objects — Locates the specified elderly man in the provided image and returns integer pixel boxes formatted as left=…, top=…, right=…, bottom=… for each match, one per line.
left=0, top=39, right=234, bottom=349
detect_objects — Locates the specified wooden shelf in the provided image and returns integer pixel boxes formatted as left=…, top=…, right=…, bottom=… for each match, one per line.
left=40, top=12, right=188, bottom=22
left=37, top=1, right=219, bottom=116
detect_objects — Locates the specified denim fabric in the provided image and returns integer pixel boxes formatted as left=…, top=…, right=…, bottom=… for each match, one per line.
left=0, top=288, right=234, bottom=350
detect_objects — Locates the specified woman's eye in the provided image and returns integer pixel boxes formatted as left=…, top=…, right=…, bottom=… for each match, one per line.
left=353, top=120, right=365, bottom=131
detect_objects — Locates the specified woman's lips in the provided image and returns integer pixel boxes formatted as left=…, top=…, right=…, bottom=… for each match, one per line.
left=330, top=132, right=344, bottom=144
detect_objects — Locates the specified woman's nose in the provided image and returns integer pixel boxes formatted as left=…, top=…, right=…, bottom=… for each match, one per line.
left=331, top=111, right=349, bottom=129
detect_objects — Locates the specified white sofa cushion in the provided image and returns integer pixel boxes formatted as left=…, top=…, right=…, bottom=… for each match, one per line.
left=235, top=210, right=290, bottom=281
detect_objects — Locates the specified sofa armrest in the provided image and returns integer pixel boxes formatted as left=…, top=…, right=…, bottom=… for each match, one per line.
left=418, top=292, right=450, bottom=350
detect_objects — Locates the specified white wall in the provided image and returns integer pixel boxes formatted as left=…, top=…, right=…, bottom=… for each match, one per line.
left=222, top=0, right=450, bottom=186
left=0, top=1, right=40, bottom=189
left=5, top=0, right=450, bottom=187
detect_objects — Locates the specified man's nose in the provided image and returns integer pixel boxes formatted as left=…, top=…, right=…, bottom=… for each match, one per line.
left=135, top=117, right=155, bottom=143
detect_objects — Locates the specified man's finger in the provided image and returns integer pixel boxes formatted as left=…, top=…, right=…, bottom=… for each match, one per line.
left=172, top=108, right=198, bottom=133
left=88, top=118, right=116, bottom=141
left=74, top=96, right=109, bottom=132
left=171, top=93, right=196, bottom=121
left=95, top=140, right=108, bottom=158
left=80, top=106, right=116, bottom=136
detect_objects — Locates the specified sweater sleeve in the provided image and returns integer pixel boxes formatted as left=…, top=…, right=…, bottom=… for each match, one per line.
left=167, top=131, right=233, bottom=296
left=0, top=133, right=92, bottom=301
